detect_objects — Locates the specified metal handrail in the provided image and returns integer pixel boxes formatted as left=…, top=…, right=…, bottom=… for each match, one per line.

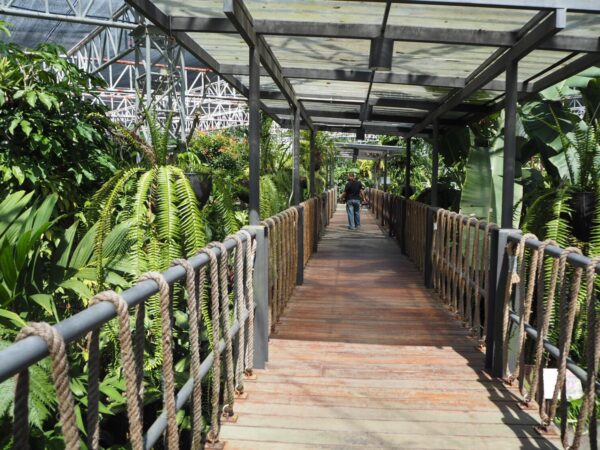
left=0, top=229, right=257, bottom=384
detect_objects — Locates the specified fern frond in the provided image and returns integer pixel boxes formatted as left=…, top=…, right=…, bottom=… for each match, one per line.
left=172, top=167, right=206, bottom=256
left=155, top=166, right=181, bottom=270
left=129, top=168, right=156, bottom=274
left=93, top=167, right=139, bottom=287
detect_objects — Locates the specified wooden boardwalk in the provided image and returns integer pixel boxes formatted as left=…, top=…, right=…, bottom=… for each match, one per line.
left=220, top=207, right=559, bottom=449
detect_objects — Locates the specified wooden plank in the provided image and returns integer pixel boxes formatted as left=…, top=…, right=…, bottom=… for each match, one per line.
left=219, top=207, right=559, bottom=449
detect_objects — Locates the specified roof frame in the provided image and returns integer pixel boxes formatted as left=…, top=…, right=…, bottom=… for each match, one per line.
left=409, top=8, right=566, bottom=137
left=223, top=0, right=314, bottom=130
left=169, top=18, right=600, bottom=53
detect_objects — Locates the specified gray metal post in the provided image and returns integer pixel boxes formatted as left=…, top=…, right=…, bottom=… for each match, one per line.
left=491, top=228, right=513, bottom=378
left=248, top=225, right=269, bottom=369
left=501, top=61, right=518, bottom=228
left=309, top=130, right=316, bottom=197
left=248, top=46, right=261, bottom=225
left=292, top=107, right=301, bottom=205
left=424, top=208, right=434, bottom=288
left=295, top=205, right=304, bottom=285
left=383, top=152, right=388, bottom=192
left=432, top=120, right=440, bottom=207
left=405, top=137, right=412, bottom=198
left=485, top=227, right=499, bottom=372
left=313, top=194, right=319, bottom=253
left=401, top=138, right=411, bottom=255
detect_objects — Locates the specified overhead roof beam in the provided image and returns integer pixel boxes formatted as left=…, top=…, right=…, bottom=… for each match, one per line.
left=330, top=0, right=600, bottom=13
left=221, top=65, right=524, bottom=92
left=267, top=106, right=464, bottom=125
left=168, top=18, right=599, bottom=53
left=409, top=8, right=566, bottom=137
left=223, top=0, right=314, bottom=130
left=125, top=0, right=279, bottom=122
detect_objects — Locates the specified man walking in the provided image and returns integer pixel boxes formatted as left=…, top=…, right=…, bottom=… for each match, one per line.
left=341, top=172, right=365, bottom=230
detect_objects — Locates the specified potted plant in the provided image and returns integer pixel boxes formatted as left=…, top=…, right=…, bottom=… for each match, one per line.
left=177, top=150, right=213, bottom=206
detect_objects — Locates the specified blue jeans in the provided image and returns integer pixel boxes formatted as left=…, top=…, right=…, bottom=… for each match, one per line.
left=346, top=199, right=361, bottom=229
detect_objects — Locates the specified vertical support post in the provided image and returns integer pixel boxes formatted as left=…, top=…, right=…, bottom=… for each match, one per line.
left=432, top=120, right=440, bottom=207
left=249, top=225, right=269, bottom=369
left=485, top=227, right=499, bottom=372
left=501, top=61, right=518, bottom=228
left=424, top=208, right=434, bottom=288
left=248, top=46, right=261, bottom=225
left=292, top=107, right=301, bottom=205
left=401, top=138, right=411, bottom=255
left=313, top=196, right=319, bottom=253
left=383, top=152, right=388, bottom=192
left=491, top=228, right=512, bottom=378
left=309, top=130, right=316, bottom=197
left=295, top=205, right=304, bottom=285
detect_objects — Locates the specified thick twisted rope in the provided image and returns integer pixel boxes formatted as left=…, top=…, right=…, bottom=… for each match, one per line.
left=87, top=291, right=144, bottom=450
left=501, top=240, right=520, bottom=378
left=502, top=233, right=538, bottom=385
left=542, top=247, right=583, bottom=430
left=171, top=259, right=204, bottom=450
left=138, top=272, right=179, bottom=450
left=198, top=247, right=222, bottom=443
left=14, top=323, right=79, bottom=450
left=207, top=242, right=236, bottom=418
left=521, top=240, right=559, bottom=408
left=569, top=256, right=600, bottom=450
left=225, top=233, right=246, bottom=395
left=263, top=218, right=276, bottom=333
left=480, top=222, right=493, bottom=342
left=468, top=218, right=480, bottom=331
left=239, top=229, right=257, bottom=375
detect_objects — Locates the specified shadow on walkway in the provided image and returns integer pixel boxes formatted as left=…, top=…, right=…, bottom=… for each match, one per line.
left=219, top=206, right=560, bottom=450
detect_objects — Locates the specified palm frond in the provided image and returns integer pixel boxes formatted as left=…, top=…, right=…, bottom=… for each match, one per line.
left=172, top=167, right=206, bottom=256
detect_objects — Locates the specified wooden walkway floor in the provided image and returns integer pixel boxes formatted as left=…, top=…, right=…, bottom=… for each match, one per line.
left=220, top=207, right=560, bottom=450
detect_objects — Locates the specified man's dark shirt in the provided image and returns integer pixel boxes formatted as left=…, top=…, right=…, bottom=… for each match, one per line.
left=344, top=180, right=363, bottom=201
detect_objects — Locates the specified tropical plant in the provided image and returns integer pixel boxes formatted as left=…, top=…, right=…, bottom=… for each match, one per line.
left=0, top=24, right=126, bottom=219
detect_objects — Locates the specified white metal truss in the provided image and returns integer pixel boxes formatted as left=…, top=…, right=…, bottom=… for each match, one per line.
left=2, top=1, right=249, bottom=136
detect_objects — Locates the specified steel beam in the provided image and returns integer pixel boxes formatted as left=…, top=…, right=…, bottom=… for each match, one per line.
left=309, top=130, right=316, bottom=197
left=409, top=9, right=565, bottom=137
left=501, top=61, right=518, bottom=228
left=169, top=17, right=599, bottom=53
left=292, top=107, right=301, bottom=205
left=223, top=0, right=314, bottom=130
left=330, top=0, right=600, bottom=13
left=431, top=120, right=439, bottom=207
left=249, top=46, right=261, bottom=225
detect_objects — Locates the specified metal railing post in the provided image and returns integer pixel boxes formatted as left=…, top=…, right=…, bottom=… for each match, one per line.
left=295, top=205, right=304, bottom=285
left=248, top=224, right=269, bottom=369
left=312, top=197, right=319, bottom=254
left=400, top=197, right=407, bottom=255
left=424, top=207, right=434, bottom=288
left=485, top=227, right=499, bottom=372
left=491, top=228, right=513, bottom=377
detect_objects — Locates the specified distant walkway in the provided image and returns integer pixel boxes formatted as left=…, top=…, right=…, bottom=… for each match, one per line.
left=220, top=207, right=559, bottom=449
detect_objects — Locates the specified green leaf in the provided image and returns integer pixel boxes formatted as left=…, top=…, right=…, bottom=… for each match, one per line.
left=0, top=308, right=27, bottom=328
left=37, top=92, right=54, bottom=110
left=20, top=120, right=32, bottom=137
left=30, top=294, right=59, bottom=321
left=25, top=90, right=37, bottom=107
left=59, top=278, right=93, bottom=299
left=11, top=166, right=24, bottom=185
left=8, top=117, right=20, bottom=135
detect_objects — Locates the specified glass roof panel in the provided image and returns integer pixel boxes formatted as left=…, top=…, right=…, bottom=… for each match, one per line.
left=246, top=0, right=387, bottom=24
left=562, top=12, right=600, bottom=38
left=388, top=4, right=538, bottom=32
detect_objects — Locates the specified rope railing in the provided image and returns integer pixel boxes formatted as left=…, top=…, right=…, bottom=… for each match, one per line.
left=432, top=210, right=497, bottom=341
left=265, top=187, right=337, bottom=333
left=2, top=228, right=258, bottom=449
left=500, top=234, right=600, bottom=449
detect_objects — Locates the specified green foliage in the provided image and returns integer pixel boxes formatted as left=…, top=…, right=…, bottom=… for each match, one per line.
left=0, top=39, right=126, bottom=218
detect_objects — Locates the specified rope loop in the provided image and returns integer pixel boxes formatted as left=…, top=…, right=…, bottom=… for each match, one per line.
left=138, top=271, right=179, bottom=450
left=14, top=322, right=79, bottom=450
left=171, top=259, right=204, bottom=450
left=88, top=291, right=144, bottom=450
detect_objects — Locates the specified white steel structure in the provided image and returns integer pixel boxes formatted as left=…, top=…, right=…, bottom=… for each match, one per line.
left=1, top=2, right=249, bottom=135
